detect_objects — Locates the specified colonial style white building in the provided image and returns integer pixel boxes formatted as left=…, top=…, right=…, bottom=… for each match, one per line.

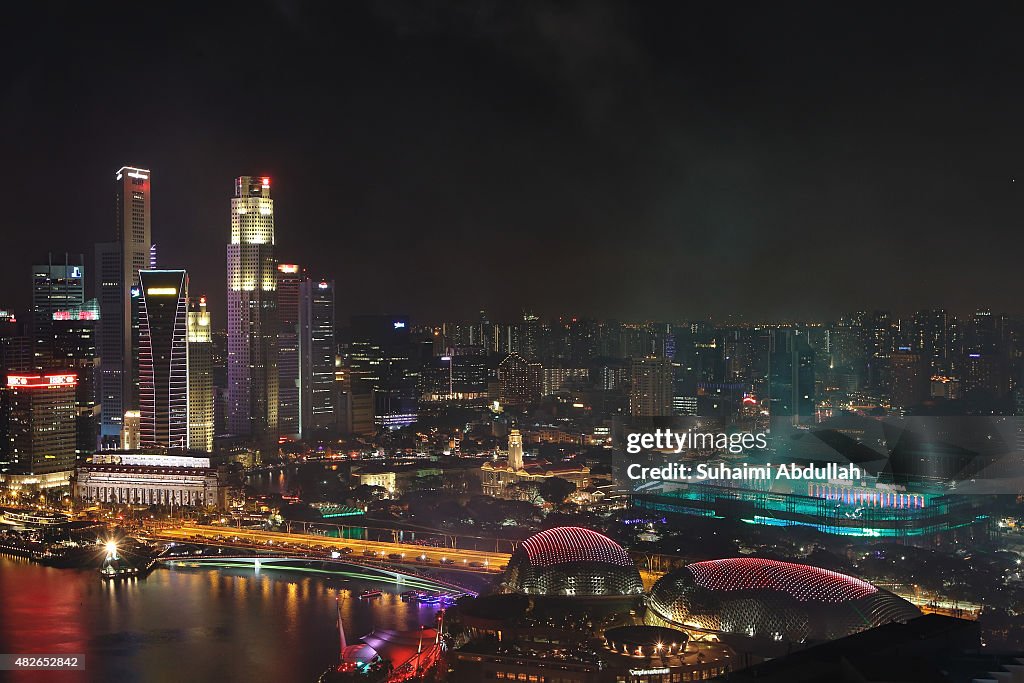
left=73, top=452, right=227, bottom=509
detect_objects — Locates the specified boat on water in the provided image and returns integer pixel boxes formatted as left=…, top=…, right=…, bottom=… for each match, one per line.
left=358, top=589, right=383, bottom=599
left=416, top=591, right=461, bottom=605
left=98, top=541, right=147, bottom=580
left=400, top=590, right=422, bottom=601
left=2, top=510, right=70, bottom=528
left=99, top=564, right=141, bottom=580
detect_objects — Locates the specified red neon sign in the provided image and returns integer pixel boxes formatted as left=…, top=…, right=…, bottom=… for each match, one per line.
left=7, top=373, right=78, bottom=388
left=52, top=310, right=98, bottom=321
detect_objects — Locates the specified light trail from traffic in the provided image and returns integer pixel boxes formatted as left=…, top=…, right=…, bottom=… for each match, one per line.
left=149, top=524, right=511, bottom=573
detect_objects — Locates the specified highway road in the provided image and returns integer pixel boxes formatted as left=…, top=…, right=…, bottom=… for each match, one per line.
left=147, top=523, right=510, bottom=573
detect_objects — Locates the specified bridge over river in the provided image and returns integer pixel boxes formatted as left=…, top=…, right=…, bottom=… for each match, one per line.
left=146, top=523, right=509, bottom=592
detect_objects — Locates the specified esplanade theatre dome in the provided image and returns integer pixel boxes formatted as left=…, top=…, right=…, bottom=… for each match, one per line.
left=500, top=527, right=644, bottom=597
left=646, top=558, right=920, bottom=642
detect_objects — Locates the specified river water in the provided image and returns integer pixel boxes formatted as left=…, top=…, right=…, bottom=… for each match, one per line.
left=0, top=554, right=443, bottom=683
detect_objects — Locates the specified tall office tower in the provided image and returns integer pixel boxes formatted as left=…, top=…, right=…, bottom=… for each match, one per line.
left=629, top=356, right=674, bottom=417
left=138, top=270, right=189, bottom=450
left=656, top=322, right=677, bottom=362
left=348, top=315, right=417, bottom=429
left=5, top=371, right=77, bottom=486
left=831, top=312, right=867, bottom=377
left=95, top=242, right=122, bottom=444
left=723, top=329, right=753, bottom=382
left=187, top=296, right=214, bottom=452
left=962, top=309, right=1010, bottom=402
left=473, top=310, right=492, bottom=351
left=31, top=253, right=85, bottom=366
left=912, top=309, right=953, bottom=375
left=0, top=311, right=30, bottom=375
left=768, top=329, right=816, bottom=425
left=52, top=300, right=100, bottom=457
left=276, top=263, right=302, bottom=439
left=517, top=313, right=541, bottom=361
left=227, top=176, right=278, bottom=452
left=565, top=318, right=599, bottom=365
left=865, top=310, right=893, bottom=390
left=301, top=278, right=336, bottom=436
left=423, top=349, right=488, bottom=401
left=96, top=165, right=152, bottom=445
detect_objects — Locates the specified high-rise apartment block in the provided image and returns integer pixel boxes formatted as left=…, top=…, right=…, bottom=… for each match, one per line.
left=629, top=356, right=674, bottom=417
left=497, top=352, right=542, bottom=406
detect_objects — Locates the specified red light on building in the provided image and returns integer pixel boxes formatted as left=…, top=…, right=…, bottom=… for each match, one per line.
left=520, top=527, right=633, bottom=568
left=261, top=177, right=270, bottom=187
left=687, top=558, right=877, bottom=602
left=52, top=310, right=98, bottom=321
left=7, top=373, right=78, bottom=388
left=278, top=263, right=299, bottom=274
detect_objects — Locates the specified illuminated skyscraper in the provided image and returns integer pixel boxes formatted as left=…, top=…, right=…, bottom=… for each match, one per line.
left=31, top=253, right=85, bottom=366
left=5, top=371, right=77, bottom=486
left=768, top=329, right=816, bottom=425
left=227, top=176, right=278, bottom=453
left=52, top=299, right=100, bottom=457
left=349, top=315, right=417, bottom=429
left=276, top=264, right=302, bottom=439
left=187, top=296, right=214, bottom=452
left=138, top=270, right=188, bottom=449
left=301, top=277, right=336, bottom=436
left=96, top=166, right=152, bottom=444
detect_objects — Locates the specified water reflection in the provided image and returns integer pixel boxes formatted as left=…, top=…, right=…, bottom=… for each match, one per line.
left=0, top=555, right=441, bottom=683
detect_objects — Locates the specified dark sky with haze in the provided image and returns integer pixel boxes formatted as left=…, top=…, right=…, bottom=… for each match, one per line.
left=3, top=2, right=1024, bottom=326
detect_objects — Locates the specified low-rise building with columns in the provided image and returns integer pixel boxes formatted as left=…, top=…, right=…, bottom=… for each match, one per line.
left=73, top=452, right=227, bottom=509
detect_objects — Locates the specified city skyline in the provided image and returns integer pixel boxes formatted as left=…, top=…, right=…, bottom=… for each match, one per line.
left=6, top=5, right=1024, bottom=682
left=5, top=3, right=1024, bottom=323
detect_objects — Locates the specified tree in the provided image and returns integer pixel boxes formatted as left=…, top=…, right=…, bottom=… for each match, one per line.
left=537, top=477, right=575, bottom=505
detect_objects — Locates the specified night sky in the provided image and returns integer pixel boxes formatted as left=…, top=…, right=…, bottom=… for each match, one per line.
left=3, top=2, right=1023, bottom=326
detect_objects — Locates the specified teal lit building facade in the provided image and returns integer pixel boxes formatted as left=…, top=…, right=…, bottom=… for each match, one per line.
left=632, top=479, right=987, bottom=542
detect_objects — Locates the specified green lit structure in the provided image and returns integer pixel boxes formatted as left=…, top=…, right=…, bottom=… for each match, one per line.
left=633, top=478, right=987, bottom=541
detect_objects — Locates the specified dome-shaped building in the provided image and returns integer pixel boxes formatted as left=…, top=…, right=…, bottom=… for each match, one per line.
left=646, top=558, right=920, bottom=643
left=500, top=527, right=643, bottom=597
